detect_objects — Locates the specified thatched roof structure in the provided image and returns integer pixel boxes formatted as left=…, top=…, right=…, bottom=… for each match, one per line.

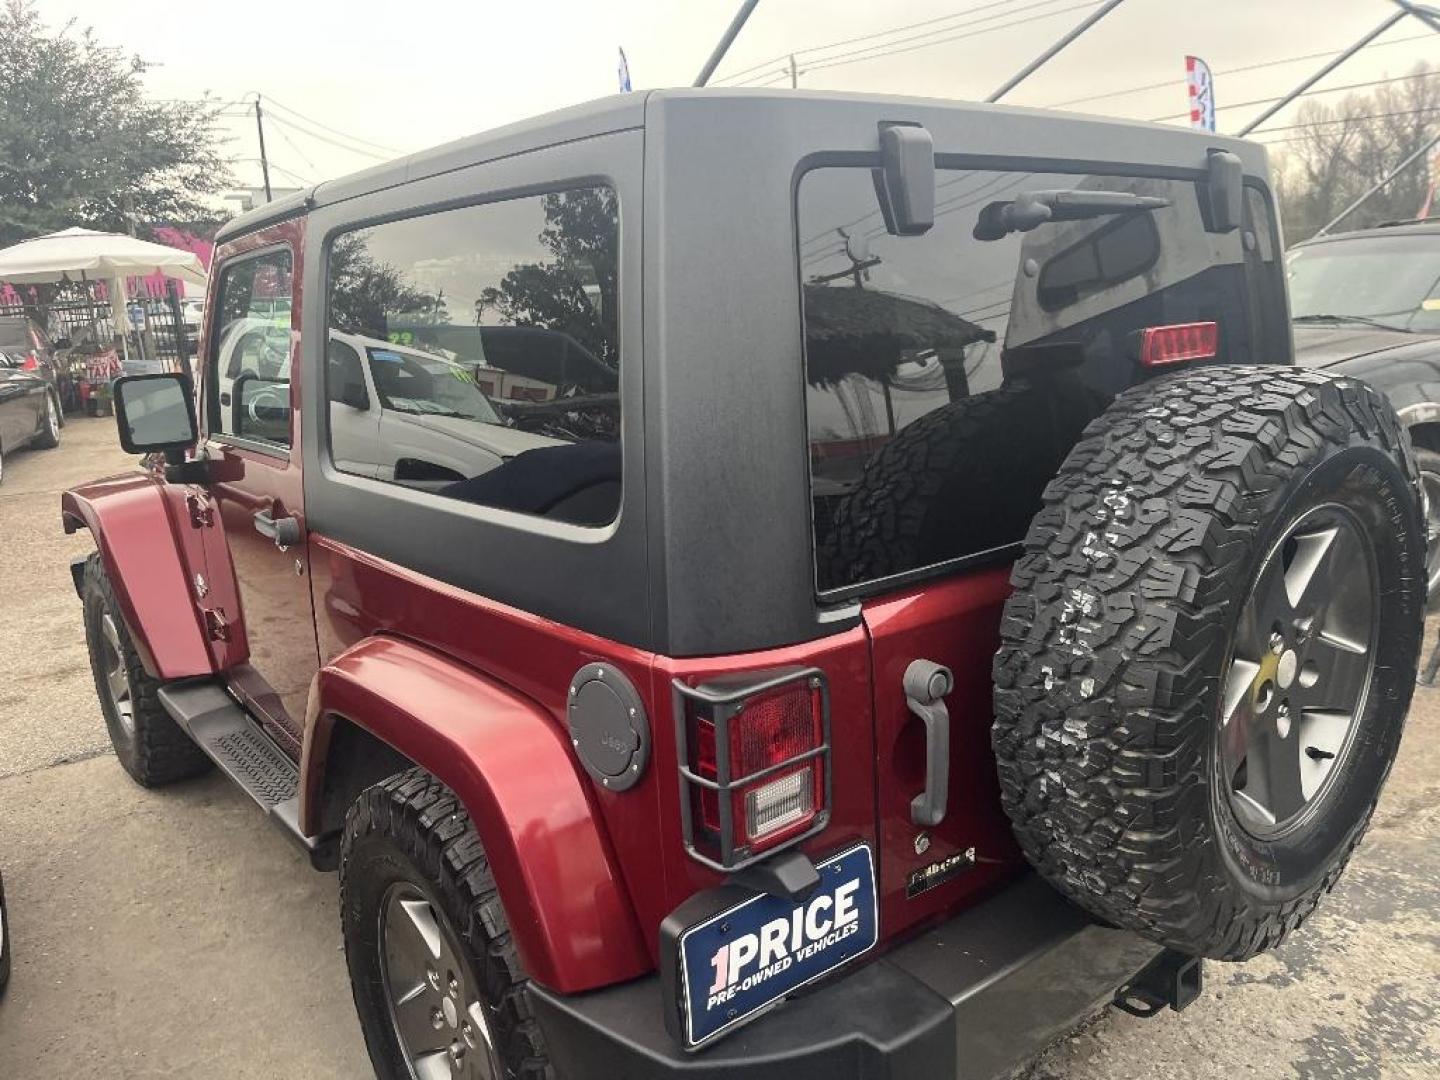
left=803, top=283, right=996, bottom=385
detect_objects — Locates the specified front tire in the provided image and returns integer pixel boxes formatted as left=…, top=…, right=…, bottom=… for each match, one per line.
left=32, top=392, right=60, bottom=450
left=340, top=768, right=552, bottom=1080
left=993, top=366, right=1425, bottom=961
left=81, top=553, right=211, bottom=786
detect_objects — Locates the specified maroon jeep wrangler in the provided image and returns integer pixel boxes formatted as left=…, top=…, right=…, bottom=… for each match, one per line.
left=64, top=91, right=1424, bottom=1079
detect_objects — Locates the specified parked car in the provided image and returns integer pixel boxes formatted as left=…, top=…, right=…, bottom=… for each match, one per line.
left=0, top=348, right=61, bottom=481
left=324, top=330, right=563, bottom=490
left=0, top=314, right=56, bottom=379
left=1289, top=218, right=1440, bottom=597
left=65, top=91, right=1424, bottom=1080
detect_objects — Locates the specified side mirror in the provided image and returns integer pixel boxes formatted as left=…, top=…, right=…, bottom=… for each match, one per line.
left=872, top=122, right=935, bottom=236
left=339, top=382, right=370, bottom=411
left=233, top=371, right=291, bottom=442
left=113, top=373, right=197, bottom=456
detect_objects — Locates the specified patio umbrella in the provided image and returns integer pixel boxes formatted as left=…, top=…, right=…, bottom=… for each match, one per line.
left=0, top=226, right=207, bottom=286
left=0, top=227, right=207, bottom=366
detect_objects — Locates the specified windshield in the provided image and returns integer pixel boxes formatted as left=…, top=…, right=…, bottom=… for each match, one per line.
left=366, top=347, right=501, bottom=423
left=1288, top=234, right=1440, bottom=332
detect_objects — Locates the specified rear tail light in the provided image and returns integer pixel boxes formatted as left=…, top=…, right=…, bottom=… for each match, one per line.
left=675, top=668, right=830, bottom=871
left=1138, top=321, right=1218, bottom=368
left=21, top=351, right=38, bottom=371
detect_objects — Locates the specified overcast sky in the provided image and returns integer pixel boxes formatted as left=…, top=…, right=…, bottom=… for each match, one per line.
left=33, top=0, right=1440, bottom=193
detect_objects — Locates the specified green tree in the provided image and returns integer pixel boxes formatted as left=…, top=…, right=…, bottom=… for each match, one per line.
left=328, top=232, right=445, bottom=341
left=477, top=187, right=619, bottom=367
left=0, top=0, right=232, bottom=247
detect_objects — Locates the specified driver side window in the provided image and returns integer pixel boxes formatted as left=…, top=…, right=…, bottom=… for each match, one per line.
left=208, top=248, right=295, bottom=449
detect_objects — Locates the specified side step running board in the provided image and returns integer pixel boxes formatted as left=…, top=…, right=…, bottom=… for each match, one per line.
left=157, top=681, right=337, bottom=870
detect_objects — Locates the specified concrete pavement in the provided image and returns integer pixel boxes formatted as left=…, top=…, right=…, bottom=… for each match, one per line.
left=0, top=417, right=1436, bottom=1078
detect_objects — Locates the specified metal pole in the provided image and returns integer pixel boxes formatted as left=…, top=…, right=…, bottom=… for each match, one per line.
left=254, top=96, right=273, bottom=203
left=987, top=0, right=1126, bottom=103
left=1395, top=1, right=1440, bottom=33
left=788, top=53, right=798, bottom=89
left=694, top=0, right=762, bottom=87
left=1316, top=130, right=1440, bottom=235
left=1238, top=10, right=1407, bottom=136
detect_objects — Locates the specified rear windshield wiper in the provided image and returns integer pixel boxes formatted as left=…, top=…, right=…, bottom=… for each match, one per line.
left=1292, top=313, right=1411, bottom=333
left=974, top=190, right=1170, bottom=241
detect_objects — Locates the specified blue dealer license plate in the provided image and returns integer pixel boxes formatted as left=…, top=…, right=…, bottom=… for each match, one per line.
left=678, top=843, right=878, bottom=1048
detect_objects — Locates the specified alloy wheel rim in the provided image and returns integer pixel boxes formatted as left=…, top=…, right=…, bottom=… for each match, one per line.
left=379, top=882, right=501, bottom=1080
left=100, top=612, right=135, bottom=737
left=46, top=394, right=58, bottom=438
left=1219, top=504, right=1378, bottom=839
left=1420, top=469, right=1440, bottom=597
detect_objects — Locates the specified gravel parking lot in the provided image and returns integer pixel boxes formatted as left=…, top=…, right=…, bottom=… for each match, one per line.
left=0, top=419, right=1436, bottom=1078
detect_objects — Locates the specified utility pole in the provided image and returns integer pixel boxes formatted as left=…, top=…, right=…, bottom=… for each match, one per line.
left=254, top=96, right=273, bottom=204
left=788, top=53, right=798, bottom=88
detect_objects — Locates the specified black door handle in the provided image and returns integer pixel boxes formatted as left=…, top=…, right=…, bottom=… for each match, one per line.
left=253, top=508, right=301, bottom=549
left=219, top=391, right=231, bottom=406
left=905, top=659, right=954, bottom=827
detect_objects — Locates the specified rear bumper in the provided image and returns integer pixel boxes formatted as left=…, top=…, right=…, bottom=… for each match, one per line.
left=531, top=873, right=1165, bottom=1080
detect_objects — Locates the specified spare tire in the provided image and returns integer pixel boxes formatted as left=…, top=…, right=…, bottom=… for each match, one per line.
left=825, top=376, right=1103, bottom=589
left=993, top=366, right=1424, bottom=961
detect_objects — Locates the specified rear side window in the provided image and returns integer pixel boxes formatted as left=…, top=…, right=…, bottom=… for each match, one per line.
left=801, top=166, right=1254, bottom=595
left=208, top=248, right=295, bottom=449
left=324, top=186, right=621, bottom=526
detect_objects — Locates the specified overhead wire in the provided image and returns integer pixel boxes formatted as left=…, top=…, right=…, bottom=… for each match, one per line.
left=1147, top=69, right=1440, bottom=124
left=733, top=0, right=1100, bottom=85
left=257, top=94, right=402, bottom=155
left=714, top=0, right=1024, bottom=84
left=1044, top=31, right=1435, bottom=111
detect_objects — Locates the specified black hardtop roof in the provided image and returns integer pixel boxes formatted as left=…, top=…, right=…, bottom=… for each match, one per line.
left=215, top=87, right=1266, bottom=245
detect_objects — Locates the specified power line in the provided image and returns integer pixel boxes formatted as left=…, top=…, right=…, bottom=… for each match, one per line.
left=1252, top=104, right=1440, bottom=137
left=1148, top=69, right=1440, bottom=123
left=267, top=119, right=320, bottom=175
left=715, top=0, right=1022, bottom=84
left=264, top=111, right=391, bottom=160
left=1045, top=30, right=1435, bottom=110
left=796, top=0, right=1102, bottom=79
left=736, top=0, right=1098, bottom=85
left=259, top=94, right=402, bottom=155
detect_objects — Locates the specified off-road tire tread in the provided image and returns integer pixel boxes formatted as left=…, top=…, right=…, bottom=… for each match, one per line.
left=82, top=553, right=212, bottom=786
left=828, top=380, right=1092, bottom=585
left=992, top=366, right=1421, bottom=961
left=341, top=767, right=554, bottom=1080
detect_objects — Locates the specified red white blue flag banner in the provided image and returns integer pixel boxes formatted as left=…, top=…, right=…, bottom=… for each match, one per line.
left=1187, top=55, right=1216, bottom=132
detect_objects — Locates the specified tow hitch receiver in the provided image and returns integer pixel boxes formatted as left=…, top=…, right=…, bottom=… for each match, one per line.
left=1112, top=950, right=1204, bottom=1018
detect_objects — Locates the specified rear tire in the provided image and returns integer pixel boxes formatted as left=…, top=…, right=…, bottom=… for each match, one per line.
left=0, top=871, right=11, bottom=995
left=993, top=366, right=1424, bottom=961
left=81, top=553, right=212, bottom=786
left=340, top=767, right=553, bottom=1080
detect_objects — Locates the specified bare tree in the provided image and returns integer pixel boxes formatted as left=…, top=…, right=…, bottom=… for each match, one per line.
left=1272, top=63, right=1438, bottom=242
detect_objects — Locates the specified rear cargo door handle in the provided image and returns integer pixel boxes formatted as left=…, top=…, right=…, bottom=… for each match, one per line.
left=904, top=659, right=954, bottom=827
left=253, top=508, right=301, bottom=549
